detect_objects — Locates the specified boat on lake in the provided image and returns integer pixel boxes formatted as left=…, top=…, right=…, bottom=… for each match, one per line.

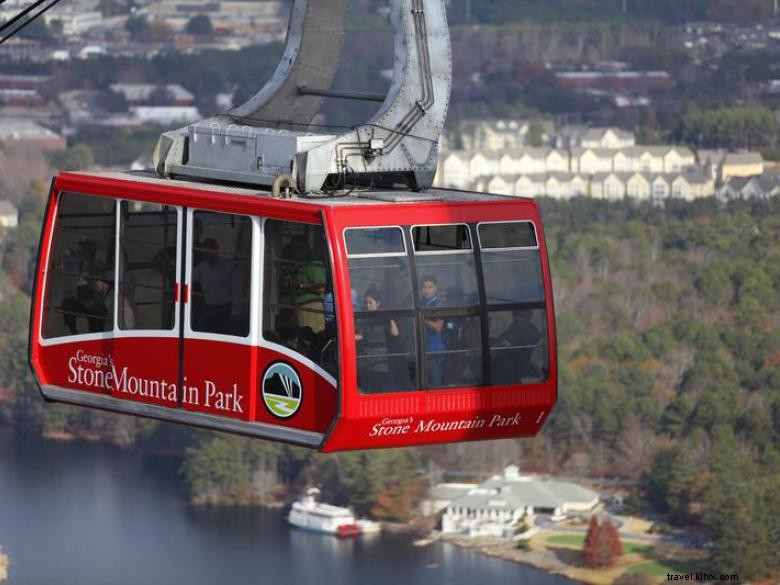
left=288, top=488, right=380, bottom=537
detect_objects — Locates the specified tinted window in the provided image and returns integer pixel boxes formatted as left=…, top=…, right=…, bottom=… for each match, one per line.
left=349, top=256, right=414, bottom=311
left=412, top=224, right=471, bottom=252
left=479, top=222, right=537, bottom=249
left=43, top=193, right=116, bottom=339
left=412, top=225, right=483, bottom=389
left=489, top=309, right=549, bottom=385
left=355, top=314, right=416, bottom=393
left=264, top=220, right=336, bottom=374
left=345, top=227, right=405, bottom=256
left=481, top=249, right=545, bottom=305
left=422, top=312, right=483, bottom=389
left=415, top=255, right=479, bottom=309
left=118, top=202, right=177, bottom=331
left=190, top=211, right=252, bottom=337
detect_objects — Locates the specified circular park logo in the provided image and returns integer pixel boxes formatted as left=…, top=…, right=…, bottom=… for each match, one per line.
left=262, top=362, right=303, bottom=419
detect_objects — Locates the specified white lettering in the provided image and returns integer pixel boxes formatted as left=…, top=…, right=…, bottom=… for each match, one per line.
left=67, top=356, right=78, bottom=384
left=63, top=352, right=247, bottom=414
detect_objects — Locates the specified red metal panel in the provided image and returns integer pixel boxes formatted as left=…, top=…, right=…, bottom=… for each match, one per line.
left=179, top=340, right=337, bottom=433
left=320, top=198, right=558, bottom=451
left=31, top=175, right=339, bottom=440
left=53, top=173, right=323, bottom=225
left=29, top=185, right=59, bottom=387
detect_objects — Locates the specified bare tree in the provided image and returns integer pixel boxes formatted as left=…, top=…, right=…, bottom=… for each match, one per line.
left=616, top=414, right=657, bottom=479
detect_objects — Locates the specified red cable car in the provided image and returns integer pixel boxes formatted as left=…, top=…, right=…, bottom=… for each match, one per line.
left=29, top=171, right=557, bottom=451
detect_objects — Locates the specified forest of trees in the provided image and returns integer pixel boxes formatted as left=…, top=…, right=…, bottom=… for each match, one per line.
left=2, top=142, right=780, bottom=579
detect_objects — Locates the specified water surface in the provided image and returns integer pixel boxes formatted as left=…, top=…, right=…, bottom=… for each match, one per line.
left=0, top=427, right=575, bottom=585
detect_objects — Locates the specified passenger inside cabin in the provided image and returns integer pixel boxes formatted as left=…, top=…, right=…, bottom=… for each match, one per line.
left=61, top=239, right=111, bottom=334
left=493, top=310, right=542, bottom=384
left=289, top=236, right=327, bottom=334
left=191, top=238, right=243, bottom=335
left=420, top=275, right=445, bottom=387
left=355, top=287, right=400, bottom=392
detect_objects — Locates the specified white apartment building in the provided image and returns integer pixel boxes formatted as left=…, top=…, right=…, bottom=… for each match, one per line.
left=474, top=171, right=714, bottom=201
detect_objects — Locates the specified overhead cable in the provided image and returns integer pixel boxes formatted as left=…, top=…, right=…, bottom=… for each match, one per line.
left=0, top=0, right=67, bottom=46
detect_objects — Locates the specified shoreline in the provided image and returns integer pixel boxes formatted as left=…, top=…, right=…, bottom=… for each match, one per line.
left=439, top=535, right=578, bottom=582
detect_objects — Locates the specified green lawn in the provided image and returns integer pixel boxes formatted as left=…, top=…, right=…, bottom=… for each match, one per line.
left=546, top=534, right=585, bottom=548
left=545, top=534, right=654, bottom=555
left=624, top=542, right=655, bottom=555
left=626, top=560, right=701, bottom=577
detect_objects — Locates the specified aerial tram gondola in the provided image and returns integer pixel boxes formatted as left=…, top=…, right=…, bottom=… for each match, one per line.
left=28, top=0, right=557, bottom=452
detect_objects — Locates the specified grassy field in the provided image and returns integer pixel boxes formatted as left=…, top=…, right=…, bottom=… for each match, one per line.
left=626, top=559, right=701, bottom=577
left=545, top=534, right=654, bottom=555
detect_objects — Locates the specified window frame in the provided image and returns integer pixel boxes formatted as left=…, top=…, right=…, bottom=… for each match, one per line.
left=476, top=220, right=540, bottom=252
left=345, top=221, right=550, bottom=394
left=184, top=207, right=258, bottom=345
left=40, top=191, right=119, bottom=346
left=259, top=217, right=339, bottom=383
left=344, top=226, right=407, bottom=259
left=113, top=200, right=183, bottom=339
left=410, top=223, right=474, bottom=256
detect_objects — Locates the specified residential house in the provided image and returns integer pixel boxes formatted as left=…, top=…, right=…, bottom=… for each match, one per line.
left=571, top=148, right=615, bottom=174
left=618, top=147, right=695, bottom=174
left=458, top=119, right=552, bottom=151
left=581, top=127, right=636, bottom=149
left=0, top=201, right=18, bottom=229
left=591, top=173, right=626, bottom=200
left=626, top=173, right=651, bottom=200
left=515, top=175, right=546, bottom=198
left=553, top=125, right=635, bottom=149
left=0, top=119, right=66, bottom=151
left=439, top=151, right=472, bottom=189
left=468, top=152, right=500, bottom=185
left=721, top=152, right=765, bottom=181
left=719, top=173, right=780, bottom=200
left=484, top=175, right=515, bottom=196
left=698, top=149, right=765, bottom=182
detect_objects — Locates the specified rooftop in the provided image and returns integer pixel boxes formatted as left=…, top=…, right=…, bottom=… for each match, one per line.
left=444, top=467, right=599, bottom=513
left=62, top=171, right=519, bottom=208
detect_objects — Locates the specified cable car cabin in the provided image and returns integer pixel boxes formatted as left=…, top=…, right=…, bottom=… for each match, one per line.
left=29, top=171, right=557, bottom=452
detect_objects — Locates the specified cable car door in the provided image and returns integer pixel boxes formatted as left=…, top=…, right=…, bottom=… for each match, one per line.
left=111, top=201, right=183, bottom=409
left=179, top=209, right=258, bottom=423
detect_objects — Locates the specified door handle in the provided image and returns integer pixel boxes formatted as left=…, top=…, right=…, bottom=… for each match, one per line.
left=174, top=283, right=190, bottom=303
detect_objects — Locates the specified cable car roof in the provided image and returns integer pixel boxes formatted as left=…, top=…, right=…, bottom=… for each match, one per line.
left=56, top=170, right=524, bottom=208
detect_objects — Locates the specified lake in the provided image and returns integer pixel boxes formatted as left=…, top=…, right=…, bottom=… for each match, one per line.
left=0, top=427, right=575, bottom=585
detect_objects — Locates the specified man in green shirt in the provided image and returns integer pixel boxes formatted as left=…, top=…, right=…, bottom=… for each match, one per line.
left=292, top=239, right=326, bottom=334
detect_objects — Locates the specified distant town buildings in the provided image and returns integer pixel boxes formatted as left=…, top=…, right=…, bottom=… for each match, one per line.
left=436, top=120, right=775, bottom=202
left=553, top=125, right=635, bottom=149
left=0, top=119, right=66, bottom=151
left=109, top=83, right=195, bottom=107
left=555, top=70, right=674, bottom=93
left=425, top=466, right=600, bottom=538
